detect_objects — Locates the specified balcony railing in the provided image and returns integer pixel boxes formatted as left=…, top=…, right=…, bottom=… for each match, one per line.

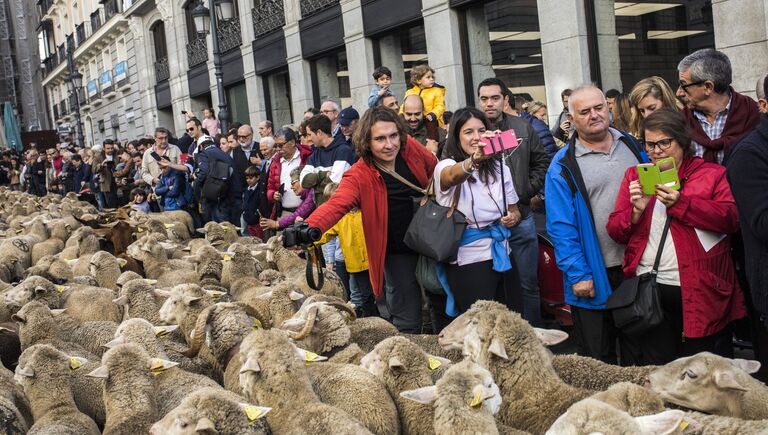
left=91, top=10, right=102, bottom=33
left=66, top=33, right=75, bottom=51
left=43, top=54, right=59, bottom=75
left=300, top=0, right=338, bottom=18
left=155, top=56, right=170, bottom=82
left=187, top=36, right=208, bottom=68
left=52, top=104, right=59, bottom=120
left=57, top=44, right=65, bottom=63
left=38, top=0, right=53, bottom=17
left=217, top=19, right=242, bottom=53
left=76, top=23, right=86, bottom=46
left=104, top=0, right=121, bottom=22
left=59, top=100, right=68, bottom=117
left=252, top=0, right=285, bottom=38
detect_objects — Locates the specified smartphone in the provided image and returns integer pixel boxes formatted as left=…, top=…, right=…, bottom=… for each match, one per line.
left=480, top=129, right=520, bottom=155
left=637, top=157, right=680, bottom=195
left=150, top=152, right=162, bottom=161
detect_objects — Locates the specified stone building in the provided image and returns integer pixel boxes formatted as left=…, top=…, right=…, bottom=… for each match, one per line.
left=37, top=0, right=768, bottom=144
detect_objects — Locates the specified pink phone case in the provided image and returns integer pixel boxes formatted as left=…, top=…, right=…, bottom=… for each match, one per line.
left=480, top=129, right=519, bottom=155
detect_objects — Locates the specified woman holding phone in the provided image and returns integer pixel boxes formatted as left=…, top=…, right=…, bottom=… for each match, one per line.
left=606, top=108, right=745, bottom=364
left=435, top=107, right=521, bottom=315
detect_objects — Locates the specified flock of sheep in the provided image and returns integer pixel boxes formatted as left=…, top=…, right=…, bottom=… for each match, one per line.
left=0, top=189, right=767, bottom=434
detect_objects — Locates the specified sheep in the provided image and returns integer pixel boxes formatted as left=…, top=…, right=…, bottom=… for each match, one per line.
left=0, top=251, right=24, bottom=283
left=0, top=362, right=32, bottom=434
left=197, top=221, right=241, bottom=248
left=87, top=251, right=124, bottom=290
left=157, top=283, right=215, bottom=339
left=400, top=360, right=510, bottom=435
left=115, top=270, right=142, bottom=288
left=127, top=234, right=196, bottom=286
left=13, top=301, right=117, bottom=357
left=238, top=328, right=374, bottom=434
left=113, top=278, right=163, bottom=324
left=545, top=397, right=685, bottom=435
left=149, top=387, right=271, bottom=435
left=551, top=354, right=656, bottom=391
left=266, top=235, right=346, bottom=300
left=14, top=344, right=100, bottom=435
left=85, top=343, right=159, bottom=435
left=222, top=242, right=263, bottom=289
left=94, top=221, right=144, bottom=275
left=0, top=234, right=36, bottom=269
left=646, top=351, right=768, bottom=419
left=182, top=302, right=271, bottom=392
left=105, top=318, right=216, bottom=379
left=29, top=222, right=65, bottom=265
left=360, top=336, right=452, bottom=435
left=184, top=238, right=213, bottom=255
left=437, top=301, right=660, bottom=434
left=4, top=275, right=122, bottom=323
left=24, top=254, right=74, bottom=284
left=681, top=411, right=768, bottom=434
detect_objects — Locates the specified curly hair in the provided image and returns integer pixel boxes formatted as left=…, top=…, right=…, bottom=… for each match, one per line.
left=352, top=106, right=409, bottom=164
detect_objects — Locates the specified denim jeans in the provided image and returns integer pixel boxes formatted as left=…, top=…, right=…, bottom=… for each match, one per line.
left=507, top=213, right=542, bottom=327
left=349, top=270, right=378, bottom=316
left=334, top=260, right=351, bottom=299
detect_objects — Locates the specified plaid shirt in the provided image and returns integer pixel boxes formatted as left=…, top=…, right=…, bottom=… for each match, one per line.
left=692, top=95, right=732, bottom=164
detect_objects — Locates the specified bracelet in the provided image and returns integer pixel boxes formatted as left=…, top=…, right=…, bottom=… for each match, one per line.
left=461, top=158, right=474, bottom=175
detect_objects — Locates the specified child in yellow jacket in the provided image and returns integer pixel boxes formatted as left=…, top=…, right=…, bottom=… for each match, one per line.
left=400, top=64, right=446, bottom=141
left=317, top=183, right=378, bottom=317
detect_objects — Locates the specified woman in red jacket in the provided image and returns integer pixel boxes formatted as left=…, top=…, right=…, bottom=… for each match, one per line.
left=607, top=108, right=745, bottom=364
left=306, top=106, right=440, bottom=333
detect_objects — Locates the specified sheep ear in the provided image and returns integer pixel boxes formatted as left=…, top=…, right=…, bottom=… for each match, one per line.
left=196, top=228, right=207, bottom=234
left=181, top=246, right=191, bottom=252
left=112, top=296, right=129, bottom=306
left=103, top=336, right=124, bottom=348
left=388, top=356, right=404, bottom=369
left=148, top=358, right=179, bottom=371
left=183, top=296, right=201, bottom=306
left=730, top=358, right=761, bottom=374
left=50, top=308, right=67, bottom=317
left=16, top=366, right=34, bottom=377
left=240, top=357, right=261, bottom=374
left=194, top=417, right=216, bottom=433
left=400, top=386, right=438, bottom=405
left=533, top=328, right=569, bottom=346
left=289, top=291, right=304, bottom=301
left=211, top=240, right=224, bottom=247
left=634, top=410, right=686, bottom=435
left=11, top=314, right=26, bottom=323
left=256, top=291, right=273, bottom=300
left=713, top=370, right=749, bottom=392
left=239, top=404, right=272, bottom=421
left=280, top=317, right=306, bottom=333
left=86, top=365, right=109, bottom=378
left=153, top=289, right=171, bottom=298
left=488, top=337, right=508, bottom=360
left=143, top=279, right=158, bottom=285
left=154, top=325, right=179, bottom=337
left=296, top=347, right=327, bottom=363
left=65, top=259, right=78, bottom=266
left=34, top=286, right=47, bottom=295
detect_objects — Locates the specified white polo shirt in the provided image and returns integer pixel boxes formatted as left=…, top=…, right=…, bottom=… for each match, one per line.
left=280, top=148, right=302, bottom=209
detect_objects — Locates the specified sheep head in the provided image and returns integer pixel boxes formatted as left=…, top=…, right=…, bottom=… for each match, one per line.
left=4, top=276, right=62, bottom=311
left=546, top=398, right=686, bottom=435
left=86, top=342, right=177, bottom=381
left=0, top=252, right=25, bottom=283
left=15, top=343, right=89, bottom=388
left=157, top=284, right=211, bottom=329
left=183, top=302, right=270, bottom=360
left=360, top=336, right=451, bottom=380
left=646, top=352, right=760, bottom=417
left=24, top=255, right=73, bottom=284
left=280, top=297, right=356, bottom=354
left=106, top=318, right=177, bottom=355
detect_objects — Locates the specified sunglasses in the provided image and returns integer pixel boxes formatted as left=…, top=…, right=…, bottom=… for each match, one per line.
left=186, top=127, right=196, bottom=132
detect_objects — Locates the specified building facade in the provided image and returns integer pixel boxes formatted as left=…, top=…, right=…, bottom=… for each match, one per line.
left=38, top=0, right=768, bottom=144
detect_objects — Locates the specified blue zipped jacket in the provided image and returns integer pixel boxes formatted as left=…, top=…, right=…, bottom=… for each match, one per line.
left=544, top=131, right=647, bottom=309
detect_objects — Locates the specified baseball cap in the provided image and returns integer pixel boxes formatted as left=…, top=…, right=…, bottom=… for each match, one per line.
left=338, top=107, right=360, bottom=126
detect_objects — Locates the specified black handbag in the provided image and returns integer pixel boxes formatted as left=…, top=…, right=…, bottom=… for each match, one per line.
left=375, top=162, right=467, bottom=262
left=605, top=215, right=671, bottom=336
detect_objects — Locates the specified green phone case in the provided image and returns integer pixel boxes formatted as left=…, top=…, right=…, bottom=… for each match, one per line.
left=637, top=157, right=680, bottom=195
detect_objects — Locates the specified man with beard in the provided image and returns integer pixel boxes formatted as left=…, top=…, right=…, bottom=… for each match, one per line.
left=401, top=94, right=444, bottom=155
left=97, top=139, right=119, bottom=208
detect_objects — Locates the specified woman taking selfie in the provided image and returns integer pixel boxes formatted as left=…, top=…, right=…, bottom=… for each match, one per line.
left=606, top=108, right=745, bottom=364
left=435, top=107, right=521, bottom=314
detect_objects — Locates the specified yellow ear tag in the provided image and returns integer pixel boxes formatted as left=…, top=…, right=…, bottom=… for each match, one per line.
left=223, top=254, right=231, bottom=262
left=153, top=326, right=169, bottom=338
left=150, top=359, right=166, bottom=376
left=304, top=350, right=321, bottom=364
left=164, top=224, right=172, bottom=228
left=469, top=391, right=483, bottom=408
left=252, top=319, right=262, bottom=330
left=427, top=357, right=442, bottom=371
left=69, top=358, right=82, bottom=370
left=678, top=420, right=689, bottom=431
left=222, top=226, right=229, bottom=232
left=55, top=285, right=66, bottom=294
left=137, top=227, right=144, bottom=233
left=243, top=406, right=262, bottom=423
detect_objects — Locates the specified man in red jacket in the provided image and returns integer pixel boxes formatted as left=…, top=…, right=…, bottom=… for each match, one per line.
left=267, top=127, right=312, bottom=220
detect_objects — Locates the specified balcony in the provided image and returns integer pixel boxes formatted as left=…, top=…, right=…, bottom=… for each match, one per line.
left=57, top=44, right=66, bottom=63
left=104, top=0, right=121, bottom=22
left=252, top=0, right=285, bottom=38
left=52, top=104, right=59, bottom=120
left=187, top=36, right=208, bottom=68
left=59, top=100, right=68, bottom=117
left=300, top=0, right=339, bottom=18
left=66, top=33, right=75, bottom=51
left=38, top=0, right=53, bottom=18
left=91, top=10, right=102, bottom=33
left=76, top=23, right=87, bottom=46
left=154, top=57, right=169, bottom=82
left=217, top=19, right=242, bottom=53
left=43, top=54, right=59, bottom=75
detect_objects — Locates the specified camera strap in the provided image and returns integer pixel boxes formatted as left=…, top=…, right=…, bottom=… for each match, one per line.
left=303, top=244, right=325, bottom=291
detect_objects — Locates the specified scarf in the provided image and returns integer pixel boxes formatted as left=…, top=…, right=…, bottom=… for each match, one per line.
left=682, top=88, right=760, bottom=163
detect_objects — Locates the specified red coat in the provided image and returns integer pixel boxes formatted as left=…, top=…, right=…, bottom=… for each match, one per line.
left=306, top=136, right=437, bottom=297
left=606, top=156, right=746, bottom=338
left=267, top=144, right=313, bottom=205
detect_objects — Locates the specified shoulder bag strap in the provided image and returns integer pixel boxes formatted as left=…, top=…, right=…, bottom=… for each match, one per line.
left=651, top=215, right=672, bottom=275
left=373, top=160, right=427, bottom=195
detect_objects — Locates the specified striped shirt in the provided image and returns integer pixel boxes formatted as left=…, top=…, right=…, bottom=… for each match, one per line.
left=692, top=95, right=732, bottom=164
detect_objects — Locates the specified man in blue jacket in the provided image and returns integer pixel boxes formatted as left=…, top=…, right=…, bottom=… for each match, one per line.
left=545, top=85, right=647, bottom=364
left=299, top=114, right=356, bottom=206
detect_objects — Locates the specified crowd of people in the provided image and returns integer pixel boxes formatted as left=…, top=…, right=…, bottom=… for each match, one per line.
left=7, top=48, right=768, bottom=373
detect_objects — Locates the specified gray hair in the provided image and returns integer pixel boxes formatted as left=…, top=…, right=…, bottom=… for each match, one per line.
left=567, top=84, right=605, bottom=114
left=321, top=100, right=340, bottom=112
left=757, top=73, right=768, bottom=100
left=154, top=127, right=171, bottom=137
left=259, top=136, right=275, bottom=148
left=677, top=49, right=732, bottom=94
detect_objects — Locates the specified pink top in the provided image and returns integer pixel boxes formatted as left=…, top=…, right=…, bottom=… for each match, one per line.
left=202, top=117, right=220, bottom=137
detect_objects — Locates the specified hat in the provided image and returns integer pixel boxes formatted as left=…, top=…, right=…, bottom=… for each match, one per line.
left=338, top=107, right=359, bottom=126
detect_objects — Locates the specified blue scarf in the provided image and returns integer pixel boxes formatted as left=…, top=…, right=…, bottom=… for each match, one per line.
left=435, top=222, right=512, bottom=317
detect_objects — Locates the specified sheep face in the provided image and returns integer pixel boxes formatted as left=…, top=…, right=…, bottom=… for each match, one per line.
left=448, top=361, right=502, bottom=416
left=24, top=255, right=73, bottom=284
left=361, top=336, right=446, bottom=379
left=158, top=285, right=205, bottom=325
left=646, top=352, right=761, bottom=415
left=127, top=235, right=169, bottom=263
left=150, top=408, right=216, bottom=435
left=3, top=279, right=44, bottom=311
left=238, top=329, right=307, bottom=400
left=545, top=398, right=685, bottom=435
left=15, top=344, right=88, bottom=391
left=0, top=253, right=24, bottom=283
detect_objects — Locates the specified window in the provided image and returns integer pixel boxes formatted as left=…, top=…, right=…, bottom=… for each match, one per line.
left=264, top=69, right=292, bottom=128
left=225, top=81, right=250, bottom=126
left=311, top=49, right=351, bottom=109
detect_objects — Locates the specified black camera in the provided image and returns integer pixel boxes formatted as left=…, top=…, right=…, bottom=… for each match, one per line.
left=282, top=222, right=322, bottom=248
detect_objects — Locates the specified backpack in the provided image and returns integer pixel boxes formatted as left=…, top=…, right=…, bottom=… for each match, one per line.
left=202, top=152, right=232, bottom=201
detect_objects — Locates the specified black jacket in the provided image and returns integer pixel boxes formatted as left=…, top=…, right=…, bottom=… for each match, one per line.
left=243, top=186, right=260, bottom=225
left=232, top=146, right=250, bottom=187
left=726, top=114, right=768, bottom=317
left=490, top=113, right=551, bottom=217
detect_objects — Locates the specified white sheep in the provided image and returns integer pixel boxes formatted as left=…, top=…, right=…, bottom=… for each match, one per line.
left=546, top=397, right=685, bottom=435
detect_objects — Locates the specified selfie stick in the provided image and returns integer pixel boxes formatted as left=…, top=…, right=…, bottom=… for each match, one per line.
left=490, top=135, right=508, bottom=215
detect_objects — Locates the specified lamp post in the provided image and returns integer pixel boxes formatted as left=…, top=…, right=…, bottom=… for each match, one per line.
left=192, top=0, right=234, bottom=133
left=65, top=45, right=85, bottom=148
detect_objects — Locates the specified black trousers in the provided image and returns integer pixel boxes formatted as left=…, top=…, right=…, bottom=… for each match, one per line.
left=383, top=252, right=424, bottom=333
left=444, top=255, right=522, bottom=314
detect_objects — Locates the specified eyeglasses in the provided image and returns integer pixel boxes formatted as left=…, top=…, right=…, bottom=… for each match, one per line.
left=643, top=138, right=674, bottom=151
left=237, top=135, right=251, bottom=140
left=678, top=80, right=705, bottom=93
left=186, top=127, right=196, bottom=132
left=321, top=109, right=338, bottom=114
